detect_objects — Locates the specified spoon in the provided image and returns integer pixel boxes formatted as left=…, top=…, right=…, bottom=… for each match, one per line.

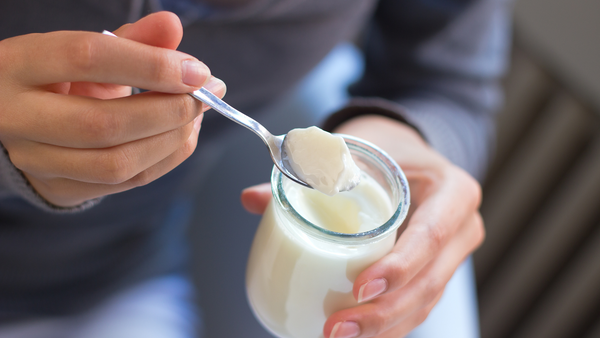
left=101, top=30, right=310, bottom=188
left=189, top=88, right=311, bottom=189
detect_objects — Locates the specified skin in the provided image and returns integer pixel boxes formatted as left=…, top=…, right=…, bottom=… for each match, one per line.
left=241, top=115, right=485, bottom=338
left=0, top=12, right=226, bottom=207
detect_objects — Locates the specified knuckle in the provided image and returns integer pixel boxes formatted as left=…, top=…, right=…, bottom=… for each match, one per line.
left=79, top=106, right=119, bottom=146
left=171, top=123, right=194, bottom=149
left=129, top=169, right=153, bottom=188
left=169, top=95, right=196, bottom=127
left=414, top=307, right=432, bottom=327
left=150, top=52, right=176, bottom=84
left=66, top=34, right=99, bottom=73
left=421, top=278, right=444, bottom=304
left=181, top=135, right=198, bottom=158
left=165, top=127, right=187, bottom=151
left=95, top=149, right=134, bottom=184
left=178, top=95, right=197, bottom=124
left=426, top=223, right=445, bottom=252
left=386, top=252, right=411, bottom=286
left=369, top=309, right=390, bottom=336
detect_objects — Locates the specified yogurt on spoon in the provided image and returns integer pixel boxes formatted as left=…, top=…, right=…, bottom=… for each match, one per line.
left=282, top=126, right=361, bottom=196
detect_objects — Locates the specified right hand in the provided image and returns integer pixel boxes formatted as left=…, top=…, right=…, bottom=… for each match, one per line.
left=0, top=12, right=226, bottom=207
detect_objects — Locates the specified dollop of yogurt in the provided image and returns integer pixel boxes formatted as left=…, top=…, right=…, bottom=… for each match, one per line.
left=283, top=126, right=361, bottom=196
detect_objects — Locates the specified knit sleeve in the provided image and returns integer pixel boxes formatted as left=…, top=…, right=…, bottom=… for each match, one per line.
left=324, top=0, right=512, bottom=181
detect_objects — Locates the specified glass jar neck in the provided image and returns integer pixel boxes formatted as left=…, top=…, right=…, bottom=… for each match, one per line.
left=270, top=134, right=410, bottom=246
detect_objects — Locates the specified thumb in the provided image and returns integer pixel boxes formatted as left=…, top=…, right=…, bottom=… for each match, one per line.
left=241, top=183, right=272, bottom=214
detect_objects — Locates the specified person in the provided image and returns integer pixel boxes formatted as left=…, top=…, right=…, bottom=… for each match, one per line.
left=0, top=0, right=511, bottom=337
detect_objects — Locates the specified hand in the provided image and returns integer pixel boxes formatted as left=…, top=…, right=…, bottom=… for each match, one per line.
left=0, top=12, right=226, bottom=207
left=241, top=115, right=484, bottom=338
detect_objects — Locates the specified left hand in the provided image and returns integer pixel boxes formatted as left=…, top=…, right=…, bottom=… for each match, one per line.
left=241, top=115, right=484, bottom=338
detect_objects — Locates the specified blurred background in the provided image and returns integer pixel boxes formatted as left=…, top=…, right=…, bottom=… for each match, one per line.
left=474, top=0, right=600, bottom=337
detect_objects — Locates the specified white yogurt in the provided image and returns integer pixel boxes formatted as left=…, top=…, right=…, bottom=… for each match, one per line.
left=285, top=173, right=392, bottom=234
left=283, top=126, right=361, bottom=196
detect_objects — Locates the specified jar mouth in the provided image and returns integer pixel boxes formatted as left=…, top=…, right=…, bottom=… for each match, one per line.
left=272, top=134, right=410, bottom=245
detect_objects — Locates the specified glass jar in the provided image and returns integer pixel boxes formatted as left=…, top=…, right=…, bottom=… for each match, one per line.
left=245, top=135, right=410, bottom=338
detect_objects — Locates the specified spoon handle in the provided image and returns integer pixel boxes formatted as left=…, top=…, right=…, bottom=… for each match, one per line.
left=101, top=30, right=305, bottom=186
left=189, top=88, right=273, bottom=144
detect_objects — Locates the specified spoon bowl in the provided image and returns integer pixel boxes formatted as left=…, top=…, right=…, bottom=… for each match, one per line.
left=189, top=87, right=311, bottom=188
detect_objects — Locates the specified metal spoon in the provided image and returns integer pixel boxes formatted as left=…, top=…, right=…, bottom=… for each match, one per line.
left=189, top=88, right=311, bottom=188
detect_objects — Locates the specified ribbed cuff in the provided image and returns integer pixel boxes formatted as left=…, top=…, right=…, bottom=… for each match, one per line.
left=0, top=142, right=101, bottom=213
left=321, top=96, right=428, bottom=141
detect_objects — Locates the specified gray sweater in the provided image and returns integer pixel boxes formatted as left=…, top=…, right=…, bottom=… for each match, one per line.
left=0, top=0, right=511, bottom=319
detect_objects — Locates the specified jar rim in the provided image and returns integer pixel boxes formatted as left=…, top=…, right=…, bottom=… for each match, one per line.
left=271, top=134, right=410, bottom=245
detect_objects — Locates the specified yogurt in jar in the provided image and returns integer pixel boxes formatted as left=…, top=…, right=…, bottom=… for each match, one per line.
left=246, top=136, right=410, bottom=338
left=285, top=172, right=392, bottom=234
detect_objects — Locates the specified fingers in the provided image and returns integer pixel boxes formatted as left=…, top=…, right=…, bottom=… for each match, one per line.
left=241, top=183, right=272, bottom=214
left=9, top=90, right=199, bottom=148
left=3, top=77, right=226, bottom=148
left=353, top=167, right=482, bottom=299
left=8, top=78, right=225, bottom=206
left=10, top=115, right=197, bottom=183
left=3, top=29, right=209, bottom=92
left=324, top=213, right=484, bottom=337
left=24, top=114, right=204, bottom=207
left=375, top=291, right=444, bottom=338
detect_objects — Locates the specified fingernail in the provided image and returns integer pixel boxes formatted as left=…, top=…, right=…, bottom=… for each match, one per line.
left=182, top=60, right=209, bottom=87
left=203, top=77, right=227, bottom=96
left=358, top=278, right=388, bottom=303
left=330, top=321, right=360, bottom=338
